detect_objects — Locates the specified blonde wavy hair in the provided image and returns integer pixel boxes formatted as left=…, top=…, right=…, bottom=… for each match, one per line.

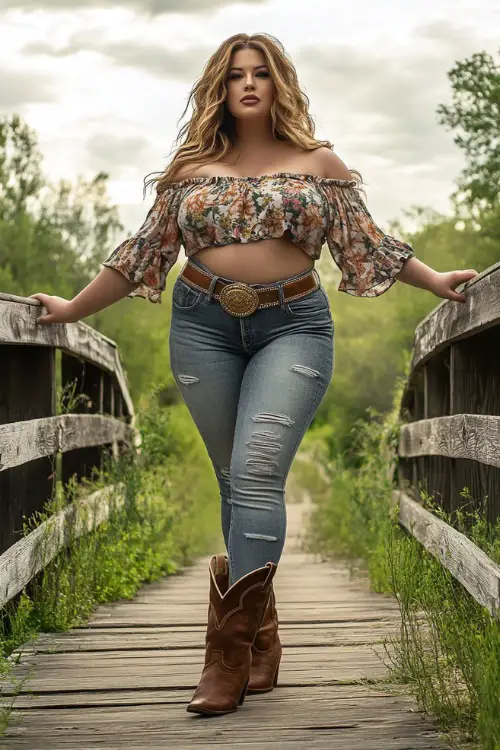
left=145, top=32, right=361, bottom=194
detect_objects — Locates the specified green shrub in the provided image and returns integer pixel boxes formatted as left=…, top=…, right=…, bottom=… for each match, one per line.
left=0, top=381, right=221, bottom=731
left=297, top=392, right=500, bottom=749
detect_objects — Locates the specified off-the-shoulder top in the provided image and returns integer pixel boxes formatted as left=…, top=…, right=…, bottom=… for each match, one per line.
left=102, top=172, right=415, bottom=303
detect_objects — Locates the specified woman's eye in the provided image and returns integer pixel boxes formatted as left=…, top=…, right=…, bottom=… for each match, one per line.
left=227, top=71, right=270, bottom=80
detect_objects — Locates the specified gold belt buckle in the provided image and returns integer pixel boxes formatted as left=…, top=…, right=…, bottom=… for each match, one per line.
left=218, top=282, right=260, bottom=317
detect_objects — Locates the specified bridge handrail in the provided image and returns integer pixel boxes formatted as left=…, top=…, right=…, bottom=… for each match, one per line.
left=0, top=293, right=138, bottom=606
left=396, top=261, right=500, bottom=618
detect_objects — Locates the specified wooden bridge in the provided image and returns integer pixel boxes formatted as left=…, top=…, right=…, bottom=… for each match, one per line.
left=1, top=264, right=500, bottom=748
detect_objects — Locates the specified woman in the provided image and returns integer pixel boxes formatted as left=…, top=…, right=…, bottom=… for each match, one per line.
left=31, top=33, right=477, bottom=717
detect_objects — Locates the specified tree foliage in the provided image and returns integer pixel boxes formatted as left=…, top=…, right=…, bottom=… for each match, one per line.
left=315, top=45, right=500, bottom=458
left=0, top=115, right=123, bottom=299
left=0, top=113, right=176, bottom=403
left=437, top=49, right=500, bottom=212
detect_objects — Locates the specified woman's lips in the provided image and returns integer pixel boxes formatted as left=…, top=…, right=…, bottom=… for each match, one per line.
left=241, top=97, right=260, bottom=105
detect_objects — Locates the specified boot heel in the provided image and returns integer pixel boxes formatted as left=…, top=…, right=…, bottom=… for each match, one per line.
left=239, top=677, right=249, bottom=706
left=273, top=664, right=279, bottom=686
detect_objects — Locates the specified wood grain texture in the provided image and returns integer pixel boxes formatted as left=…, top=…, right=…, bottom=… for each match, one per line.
left=0, top=295, right=134, bottom=420
left=398, top=414, right=500, bottom=468
left=0, top=414, right=132, bottom=471
left=2, top=645, right=391, bottom=693
left=5, top=683, right=406, bottom=710
left=411, top=261, right=500, bottom=370
left=395, top=490, right=500, bottom=617
left=448, top=335, right=500, bottom=522
left=0, top=346, right=57, bottom=555
left=84, top=603, right=400, bottom=628
left=1, top=708, right=443, bottom=750
left=0, top=484, right=125, bottom=608
left=0, top=501, right=445, bottom=749
left=18, top=621, right=401, bottom=655
left=0, top=296, right=117, bottom=372
left=112, top=349, right=135, bottom=428
left=398, top=269, right=500, bottom=523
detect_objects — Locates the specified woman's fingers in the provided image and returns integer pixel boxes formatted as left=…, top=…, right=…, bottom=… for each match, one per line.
left=29, top=292, right=49, bottom=304
left=447, top=289, right=466, bottom=303
left=29, top=293, right=57, bottom=324
left=36, top=312, right=56, bottom=324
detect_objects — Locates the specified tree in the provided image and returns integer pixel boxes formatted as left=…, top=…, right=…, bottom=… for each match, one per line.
left=0, top=113, right=177, bottom=402
left=0, top=114, right=44, bottom=221
left=39, top=172, right=123, bottom=278
left=0, top=114, right=123, bottom=298
left=437, top=50, right=500, bottom=213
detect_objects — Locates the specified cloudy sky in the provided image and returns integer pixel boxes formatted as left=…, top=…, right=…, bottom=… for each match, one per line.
left=1, top=0, right=498, bottom=245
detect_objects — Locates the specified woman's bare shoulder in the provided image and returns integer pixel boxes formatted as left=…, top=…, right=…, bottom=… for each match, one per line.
left=307, top=146, right=353, bottom=180
left=169, top=161, right=207, bottom=182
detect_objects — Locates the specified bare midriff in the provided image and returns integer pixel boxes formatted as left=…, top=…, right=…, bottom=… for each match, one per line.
left=194, top=233, right=314, bottom=284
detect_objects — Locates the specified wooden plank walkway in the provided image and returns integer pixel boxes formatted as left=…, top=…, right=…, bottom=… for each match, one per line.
left=1, top=498, right=447, bottom=749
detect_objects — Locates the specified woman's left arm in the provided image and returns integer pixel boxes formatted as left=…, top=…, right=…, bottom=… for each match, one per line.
left=394, top=256, right=478, bottom=303
left=317, top=147, right=479, bottom=303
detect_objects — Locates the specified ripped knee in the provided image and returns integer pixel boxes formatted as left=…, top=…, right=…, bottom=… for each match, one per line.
left=246, top=426, right=283, bottom=476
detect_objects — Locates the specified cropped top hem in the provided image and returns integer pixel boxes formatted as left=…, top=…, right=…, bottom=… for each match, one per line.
left=337, top=238, right=415, bottom=297
left=156, top=172, right=358, bottom=192
left=102, top=172, right=415, bottom=303
left=101, top=259, right=164, bottom=303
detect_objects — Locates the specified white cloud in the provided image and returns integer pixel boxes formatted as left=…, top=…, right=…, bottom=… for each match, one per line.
left=0, top=67, right=55, bottom=109
left=22, top=34, right=212, bottom=81
left=86, top=131, right=155, bottom=174
left=0, top=0, right=497, bottom=241
left=296, top=23, right=476, bottom=167
left=0, top=0, right=266, bottom=14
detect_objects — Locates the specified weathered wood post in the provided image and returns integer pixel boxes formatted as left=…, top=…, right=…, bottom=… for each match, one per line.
left=423, top=348, right=452, bottom=512
left=0, top=345, right=56, bottom=555
left=60, top=355, right=106, bottom=488
left=449, top=329, right=500, bottom=524
left=398, top=262, right=500, bottom=525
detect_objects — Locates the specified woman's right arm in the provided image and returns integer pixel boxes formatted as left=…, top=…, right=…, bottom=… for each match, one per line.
left=30, top=267, right=140, bottom=325
left=30, top=183, right=183, bottom=324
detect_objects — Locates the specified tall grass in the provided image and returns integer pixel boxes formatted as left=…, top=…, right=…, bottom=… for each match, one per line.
left=0, top=380, right=221, bottom=733
left=296, top=390, right=500, bottom=749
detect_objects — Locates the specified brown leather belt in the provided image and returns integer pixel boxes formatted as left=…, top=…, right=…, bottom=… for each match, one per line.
left=180, top=261, right=319, bottom=317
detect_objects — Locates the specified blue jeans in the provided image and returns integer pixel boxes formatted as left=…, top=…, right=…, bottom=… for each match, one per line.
left=169, top=256, right=334, bottom=585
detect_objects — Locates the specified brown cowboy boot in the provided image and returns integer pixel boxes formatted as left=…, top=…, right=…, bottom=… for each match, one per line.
left=186, top=554, right=277, bottom=716
left=197, top=555, right=282, bottom=695
left=247, top=584, right=282, bottom=693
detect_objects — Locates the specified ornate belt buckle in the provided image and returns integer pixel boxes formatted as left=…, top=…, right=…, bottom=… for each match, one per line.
left=218, top=282, right=260, bottom=317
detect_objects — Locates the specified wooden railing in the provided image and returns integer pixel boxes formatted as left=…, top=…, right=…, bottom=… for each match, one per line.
left=0, top=292, right=138, bottom=608
left=395, top=261, right=500, bottom=616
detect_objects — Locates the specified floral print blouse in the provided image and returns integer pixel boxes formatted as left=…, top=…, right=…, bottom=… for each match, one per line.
left=102, top=172, right=415, bottom=303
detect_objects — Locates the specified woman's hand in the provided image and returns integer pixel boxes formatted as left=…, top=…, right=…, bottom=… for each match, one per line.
left=29, top=268, right=140, bottom=324
left=395, top=258, right=479, bottom=302
left=29, top=294, right=79, bottom=324
left=429, top=269, right=479, bottom=303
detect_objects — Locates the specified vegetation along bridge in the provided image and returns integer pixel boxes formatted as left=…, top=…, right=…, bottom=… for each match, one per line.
left=0, top=263, right=499, bottom=748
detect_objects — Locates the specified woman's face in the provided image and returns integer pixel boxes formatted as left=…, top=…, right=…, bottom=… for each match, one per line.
left=225, top=47, right=274, bottom=120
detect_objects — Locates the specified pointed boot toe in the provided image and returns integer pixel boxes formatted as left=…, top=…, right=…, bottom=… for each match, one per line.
left=187, top=672, right=249, bottom=716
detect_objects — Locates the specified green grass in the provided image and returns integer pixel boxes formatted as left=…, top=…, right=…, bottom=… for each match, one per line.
left=0, top=379, right=221, bottom=734
left=295, top=390, right=500, bottom=749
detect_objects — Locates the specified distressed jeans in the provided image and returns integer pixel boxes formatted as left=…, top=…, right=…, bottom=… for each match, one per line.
left=169, top=256, right=334, bottom=585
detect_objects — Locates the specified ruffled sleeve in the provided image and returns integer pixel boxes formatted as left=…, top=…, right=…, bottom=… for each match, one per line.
left=102, top=184, right=183, bottom=303
left=320, top=181, right=415, bottom=297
